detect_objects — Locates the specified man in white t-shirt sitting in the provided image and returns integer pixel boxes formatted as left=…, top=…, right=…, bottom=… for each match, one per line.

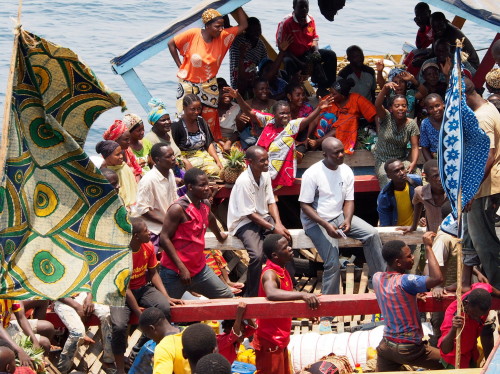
left=299, top=137, right=385, bottom=295
left=227, top=146, right=291, bottom=297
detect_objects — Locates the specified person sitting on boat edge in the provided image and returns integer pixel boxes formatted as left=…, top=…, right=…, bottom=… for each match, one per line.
left=373, top=83, right=420, bottom=189
left=338, top=45, right=376, bottom=103
left=96, top=140, right=137, bottom=208
left=276, top=0, right=337, bottom=91
left=168, top=7, right=247, bottom=135
left=373, top=234, right=444, bottom=372
left=299, top=137, right=385, bottom=298
left=138, top=307, right=187, bottom=374
left=226, top=86, right=333, bottom=188
left=227, top=146, right=291, bottom=297
left=171, top=94, right=226, bottom=179
left=377, top=158, right=422, bottom=227
left=402, top=2, right=433, bottom=76
left=53, top=292, right=113, bottom=374
left=144, top=98, right=181, bottom=156
left=309, top=78, right=376, bottom=154
left=254, top=234, right=320, bottom=374
left=133, top=144, right=179, bottom=253
left=123, top=113, right=153, bottom=173
left=111, top=217, right=182, bottom=374
left=159, top=168, right=233, bottom=299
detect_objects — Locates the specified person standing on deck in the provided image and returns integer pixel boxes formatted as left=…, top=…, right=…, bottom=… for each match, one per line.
left=168, top=8, right=247, bottom=138
left=227, top=146, right=291, bottom=297
left=254, top=234, right=319, bottom=374
left=462, top=76, right=500, bottom=293
left=134, top=144, right=179, bottom=253
left=159, top=168, right=233, bottom=299
left=299, top=137, right=385, bottom=296
left=373, top=234, right=443, bottom=371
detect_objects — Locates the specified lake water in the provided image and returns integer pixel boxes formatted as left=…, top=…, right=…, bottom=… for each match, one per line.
left=0, top=0, right=495, bottom=155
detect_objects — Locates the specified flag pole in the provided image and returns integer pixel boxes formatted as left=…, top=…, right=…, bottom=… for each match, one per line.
left=0, top=0, right=23, bottom=180
left=454, top=37, right=465, bottom=370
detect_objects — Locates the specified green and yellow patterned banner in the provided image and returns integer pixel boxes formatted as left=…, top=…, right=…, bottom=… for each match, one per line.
left=0, top=30, right=131, bottom=305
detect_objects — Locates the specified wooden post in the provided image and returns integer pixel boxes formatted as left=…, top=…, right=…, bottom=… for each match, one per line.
left=0, top=1, right=22, bottom=180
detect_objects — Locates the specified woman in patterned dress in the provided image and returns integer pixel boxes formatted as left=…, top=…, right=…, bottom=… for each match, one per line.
left=373, top=82, right=420, bottom=188
left=168, top=8, right=247, bottom=137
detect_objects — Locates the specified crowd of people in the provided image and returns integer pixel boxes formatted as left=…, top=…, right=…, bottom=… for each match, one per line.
left=2, top=1, right=500, bottom=373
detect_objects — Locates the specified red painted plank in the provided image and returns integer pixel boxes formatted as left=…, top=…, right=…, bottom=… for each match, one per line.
left=45, top=294, right=500, bottom=326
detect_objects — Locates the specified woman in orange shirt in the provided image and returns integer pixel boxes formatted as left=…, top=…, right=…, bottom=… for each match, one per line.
left=168, top=8, right=247, bottom=140
left=309, top=78, right=377, bottom=154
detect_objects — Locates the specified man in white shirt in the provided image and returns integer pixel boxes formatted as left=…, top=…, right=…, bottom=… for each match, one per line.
left=227, top=146, right=291, bottom=296
left=134, top=143, right=178, bottom=252
left=299, top=137, right=385, bottom=295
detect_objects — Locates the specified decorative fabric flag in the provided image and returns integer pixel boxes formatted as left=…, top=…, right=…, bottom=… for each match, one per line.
left=439, top=44, right=490, bottom=237
left=0, top=30, right=131, bottom=305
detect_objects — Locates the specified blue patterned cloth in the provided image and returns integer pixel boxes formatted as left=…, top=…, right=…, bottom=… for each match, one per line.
left=420, top=118, right=440, bottom=153
left=439, top=46, right=490, bottom=237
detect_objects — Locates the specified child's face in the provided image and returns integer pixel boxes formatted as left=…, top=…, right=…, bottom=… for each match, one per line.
left=392, top=76, right=407, bottom=95
left=423, top=67, right=440, bottom=86
left=288, top=87, right=306, bottom=107
left=134, top=223, right=150, bottom=244
left=426, top=97, right=444, bottom=121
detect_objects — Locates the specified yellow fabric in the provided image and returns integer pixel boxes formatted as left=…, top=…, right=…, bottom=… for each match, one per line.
left=108, top=163, right=138, bottom=207
left=153, top=333, right=190, bottom=374
left=394, top=183, right=413, bottom=226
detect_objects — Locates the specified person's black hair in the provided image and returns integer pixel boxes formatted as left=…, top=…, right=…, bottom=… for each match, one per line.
left=263, top=233, right=284, bottom=259
left=245, top=145, right=266, bottom=161
left=331, top=78, right=355, bottom=97
left=388, top=94, right=408, bottom=107
left=184, top=167, right=206, bottom=187
left=423, top=159, right=438, bottom=176
left=100, top=168, right=118, bottom=182
left=441, top=200, right=452, bottom=219
left=247, top=17, right=261, bottom=27
left=423, top=93, right=444, bottom=106
left=271, top=100, right=290, bottom=115
left=430, top=11, right=447, bottom=23
left=0, top=340, right=15, bottom=352
left=415, top=2, right=430, bottom=12
left=432, top=38, right=451, bottom=54
left=95, top=140, right=120, bottom=158
left=217, top=77, right=229, bottom=88
left=194, top=353, right=232, bottom=374
left=183, top=93, right=202, bottom=108
left=221, top=319, right=235, bottom=331
left=382, top=240, right=407, bottom=265
left=182, top=323, right=217, bottom=364
left=285, top=81, right=305, bottom=97
left=346, top=45, right=363, bottom=56
left=150, top=143, right=171, bottom=163
left=139, top=307, right=167, bottom=327
left=293, top=0, right=308, bottom=9
left=253, top=77, right=269, bottom=88
left=383, top=158, right=401, bottom=173
left=466, top=288, right=492, bottom=313
left=130, top=216, right=146, bottom=234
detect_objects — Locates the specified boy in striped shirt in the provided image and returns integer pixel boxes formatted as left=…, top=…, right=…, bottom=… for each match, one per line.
left=373, top=233, right=444, bottom=371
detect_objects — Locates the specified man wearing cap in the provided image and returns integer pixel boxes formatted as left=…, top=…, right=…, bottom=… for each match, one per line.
left=276, top=0, right=336, bottom=91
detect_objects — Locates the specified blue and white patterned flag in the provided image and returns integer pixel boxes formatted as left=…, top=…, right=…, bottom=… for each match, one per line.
left=439, top=45, right=490, bottom=237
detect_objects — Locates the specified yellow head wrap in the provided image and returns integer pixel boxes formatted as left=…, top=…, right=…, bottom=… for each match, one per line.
left=202, top=8, right=222, bottom=24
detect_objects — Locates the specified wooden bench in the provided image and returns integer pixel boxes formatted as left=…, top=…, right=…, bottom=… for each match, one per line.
left=205, top=227, right=426, bottom=251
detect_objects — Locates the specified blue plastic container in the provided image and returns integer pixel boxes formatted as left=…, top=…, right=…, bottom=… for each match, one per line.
left=231, top=361, right=256, bottom=374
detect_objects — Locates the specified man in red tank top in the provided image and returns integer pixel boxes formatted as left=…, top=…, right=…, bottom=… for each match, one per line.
left=254, top=234, right=320, bottom=374
left=159, top=168, right=233, bottom=299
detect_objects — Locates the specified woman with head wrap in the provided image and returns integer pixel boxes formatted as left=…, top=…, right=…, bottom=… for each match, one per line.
left=96, top=140, right=137, bottom=208
left=486, top=68, right=500, bottom=95
left=167, top=8, right=247, bottom=139
left=375, top=63, right=428, bottom=118
left=144, top=98, right=180, bottom=156
left=123, top=113, right=152, bottom=173
left=308, top=78, right=377, bottom=154
left=103, top=120, right=143, bottom=180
